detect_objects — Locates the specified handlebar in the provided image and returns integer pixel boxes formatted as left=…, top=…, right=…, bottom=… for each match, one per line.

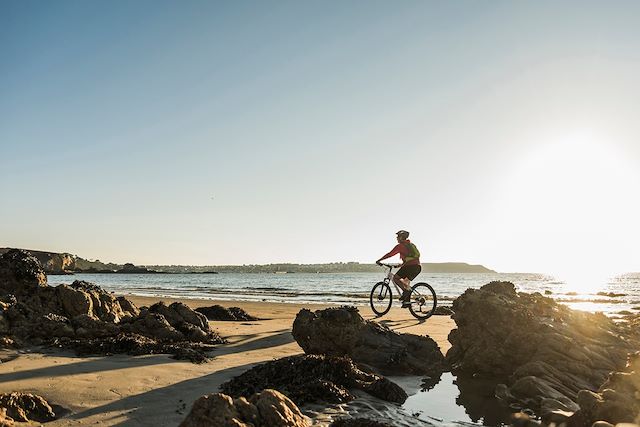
left=378, top=263, right=401, bottom=269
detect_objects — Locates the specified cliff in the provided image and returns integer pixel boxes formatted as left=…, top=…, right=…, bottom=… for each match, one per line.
left=0, top=249, right=119, bottom=274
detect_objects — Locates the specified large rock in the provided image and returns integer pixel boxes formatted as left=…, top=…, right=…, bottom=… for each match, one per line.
left=220, top=354, right=407, bottom=405
left=0, top=250, right=47, bottom=294
left=0, top=392, right=55, bottom=423
left=446, top=281, right=633, bottom=416
left=179, top=389, right=308, bottom=427
left=292, top=306, right=446, bottom=377
left=58, top=280, right=140, bottom=323
left=121, top=302, right=222, bottom=344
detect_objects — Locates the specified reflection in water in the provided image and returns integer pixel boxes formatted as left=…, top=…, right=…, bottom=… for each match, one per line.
left=421, top=370, right=443, bottom=391
left=454, top=374, right=512, bottom=425
left=401, top=373, right=512, bottom=426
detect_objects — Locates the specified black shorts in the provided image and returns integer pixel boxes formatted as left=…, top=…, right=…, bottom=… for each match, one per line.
left=396, top=264, right=421, bottom=281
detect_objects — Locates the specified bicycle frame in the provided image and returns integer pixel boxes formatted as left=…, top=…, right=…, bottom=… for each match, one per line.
left=381, top=264, right=404, bottom=296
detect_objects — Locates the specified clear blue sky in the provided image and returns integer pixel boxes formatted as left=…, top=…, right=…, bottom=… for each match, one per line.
left=2, top=1, right=640, bottom=277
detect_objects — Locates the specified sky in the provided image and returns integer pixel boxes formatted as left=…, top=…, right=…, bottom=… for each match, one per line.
left=2, top=0, right=640, bottom=278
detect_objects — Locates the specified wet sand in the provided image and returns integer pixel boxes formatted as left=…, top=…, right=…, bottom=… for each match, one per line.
left=0, top=297, right=454, bottom=426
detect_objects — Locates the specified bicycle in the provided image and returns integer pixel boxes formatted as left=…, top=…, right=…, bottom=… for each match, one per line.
left=370, top=263, right=437, bottom=320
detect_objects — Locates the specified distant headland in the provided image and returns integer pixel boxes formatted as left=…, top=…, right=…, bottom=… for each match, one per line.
left=0, top=248, right=496, bottom=275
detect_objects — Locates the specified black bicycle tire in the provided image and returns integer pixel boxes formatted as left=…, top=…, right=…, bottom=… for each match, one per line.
left=408, top=282, right=437, bottom=320
left=370, top=281, right=392, bottom=317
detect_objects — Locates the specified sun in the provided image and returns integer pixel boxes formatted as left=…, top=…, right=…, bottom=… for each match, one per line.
left=498, top=128, right=639, bottom=286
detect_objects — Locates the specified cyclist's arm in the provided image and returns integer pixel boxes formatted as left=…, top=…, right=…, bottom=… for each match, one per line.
left=376, top=245, right=401, bottom=264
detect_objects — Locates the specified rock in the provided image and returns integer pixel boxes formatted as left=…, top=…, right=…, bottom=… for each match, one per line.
left=446, top=281, right=632, bottom=416
left=0, top=312, right=10, bottom=335
left=38, top=313, right=75, bottom=338
left=123, top=312, right=184, bottom=342
left=220, top=354, right=407, bottom=405
left=292, top=306, right=446, bottom=376
left=179, top=389, right=308, bottom=427
left=540, top=409, right=573, bottom=425
left=569, top=352, right=640, bottom=425
left=147, top=302, right=205, bottom=331
left=0, top=253, right=223, bottom=361
left=0, top=408, right=13, bottom=427
left=123, top=303, right=222, bottom=344
left=433, top=306, right=454, bottom=316
left=51, top=333, right=214, bottom=363
left=250, top=389, right=308, bottom=427
left=56, top=284, right=93, bottom=318
left=510, top=412, right=541, bottom=427
left=0, top=392, right=55, bottom=423
left=66, top=280, right=139, bottom=323
left=195, top=305, right=258, bottom=321
left=0, top=250, right=47, bottom=294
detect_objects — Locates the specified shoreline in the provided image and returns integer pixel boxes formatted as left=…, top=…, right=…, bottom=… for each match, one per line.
left=0, top=296, right=455, bottom=426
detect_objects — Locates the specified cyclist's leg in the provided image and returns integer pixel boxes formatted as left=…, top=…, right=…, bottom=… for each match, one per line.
left=392, top=274, right=410, bottom=292
left=394, top=266, right=413, bottom=302
left=397, top=265, right=422, bottom=302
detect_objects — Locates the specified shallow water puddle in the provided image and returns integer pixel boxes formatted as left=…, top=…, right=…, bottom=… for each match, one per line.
left=305, top=373, right=513, bottom=426
left=394, top=373, right=512, bottom=426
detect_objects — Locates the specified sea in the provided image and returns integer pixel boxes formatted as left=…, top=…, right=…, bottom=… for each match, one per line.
left=47, top=271, right=640, bottom=317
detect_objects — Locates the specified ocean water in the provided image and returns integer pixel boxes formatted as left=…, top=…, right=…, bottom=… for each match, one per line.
left=47, top=271, right=640, bottom=317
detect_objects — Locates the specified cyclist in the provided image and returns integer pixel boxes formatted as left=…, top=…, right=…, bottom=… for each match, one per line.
left=376, top=230, right=421, bottom=308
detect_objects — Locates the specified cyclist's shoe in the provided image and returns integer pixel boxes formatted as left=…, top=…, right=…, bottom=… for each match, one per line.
left=401, top=299, right=412, bottom=308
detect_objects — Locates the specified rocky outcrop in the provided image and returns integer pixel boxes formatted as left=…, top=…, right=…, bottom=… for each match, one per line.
left=0, top=392, right=56, bottom=423
left=195, top=305, right=258, bottom=321
left=0, top=250, right=224, bottom=360
left=446, top=281, right=634, bottom=417
left=221, top=354, right=407, bottom=405
left=0, top=249, right=47, bottom=294
left=292, top=306, right=446, bottom=377
left=179, top=389, right=309, bottom=427
left=567, top=352, right=640, bottom=426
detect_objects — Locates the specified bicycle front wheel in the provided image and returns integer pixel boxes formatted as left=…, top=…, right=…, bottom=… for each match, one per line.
left=408, top=282, right=437, bottom=320
left=370, top=281, right=392, bottom=317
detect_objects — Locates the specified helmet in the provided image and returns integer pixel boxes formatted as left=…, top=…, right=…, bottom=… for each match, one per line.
left=396, top=230, right=410, bottom=239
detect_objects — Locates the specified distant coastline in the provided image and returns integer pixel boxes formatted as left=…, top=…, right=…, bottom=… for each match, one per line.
left=0, top=248, right=496, bottom=275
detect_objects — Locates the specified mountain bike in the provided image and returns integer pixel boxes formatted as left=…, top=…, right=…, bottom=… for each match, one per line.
left=370, top=263, right=437, bottom=320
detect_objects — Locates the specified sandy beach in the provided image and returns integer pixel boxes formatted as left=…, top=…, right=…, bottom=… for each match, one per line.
left=0, top=296, right=455, bottom=426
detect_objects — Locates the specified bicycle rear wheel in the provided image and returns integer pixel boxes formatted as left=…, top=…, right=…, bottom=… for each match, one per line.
left=370, top=282, right=392, bottom=317
left=408, top=282, right=437, bottom=320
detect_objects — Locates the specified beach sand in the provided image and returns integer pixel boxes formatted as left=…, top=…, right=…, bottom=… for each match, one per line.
left=0, top=297, right=454, bottom=426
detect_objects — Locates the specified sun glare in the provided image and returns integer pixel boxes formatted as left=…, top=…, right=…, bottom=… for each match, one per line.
left=500, top=128, right=639, bottom=282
